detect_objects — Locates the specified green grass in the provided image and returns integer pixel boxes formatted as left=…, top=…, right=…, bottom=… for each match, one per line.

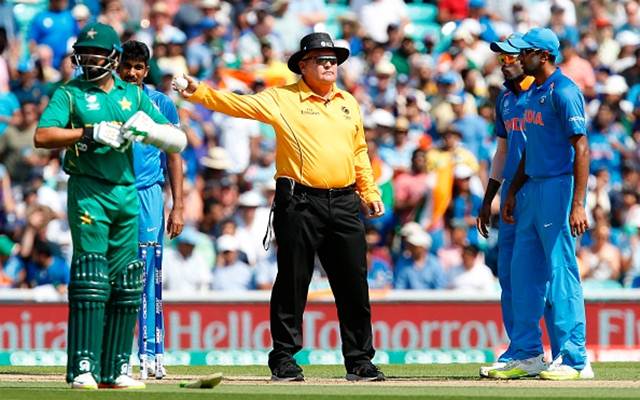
left=1, top=363, right=639, bottom=400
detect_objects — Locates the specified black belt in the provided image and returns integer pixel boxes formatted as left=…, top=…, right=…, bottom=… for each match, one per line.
left=277, top=178, right=355, bottom=198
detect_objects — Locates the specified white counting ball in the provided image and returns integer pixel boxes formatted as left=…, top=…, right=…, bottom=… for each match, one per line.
left=173, top=76, right=188, bottom=91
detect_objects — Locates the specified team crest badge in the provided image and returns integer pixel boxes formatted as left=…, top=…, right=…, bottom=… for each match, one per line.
left=85, top=94, right=100, bottom=111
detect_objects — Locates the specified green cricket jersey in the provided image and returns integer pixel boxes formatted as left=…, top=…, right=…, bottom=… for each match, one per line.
left=38, top=74, right=169, bottom=185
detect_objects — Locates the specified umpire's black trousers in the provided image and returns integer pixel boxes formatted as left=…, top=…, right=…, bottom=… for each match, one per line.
left=268, top=178, right=375, bottom=371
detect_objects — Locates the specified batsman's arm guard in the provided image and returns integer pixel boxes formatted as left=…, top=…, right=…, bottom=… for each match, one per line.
left=122, top=111, right=187, bottom=153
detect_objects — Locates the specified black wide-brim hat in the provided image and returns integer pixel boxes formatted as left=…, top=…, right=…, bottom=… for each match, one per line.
left=287, top=32, right=350, bottom=74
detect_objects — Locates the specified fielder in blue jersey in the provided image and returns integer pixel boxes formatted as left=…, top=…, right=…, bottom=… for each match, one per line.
left=476, top=33, right=539, bottom=378
left=491, top=28, right=593, bottom=381
left=118, top=40, right=185, bottom=378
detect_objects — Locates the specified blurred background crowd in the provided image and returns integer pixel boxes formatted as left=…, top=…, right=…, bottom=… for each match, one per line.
left=0, top=0, right=639, bottom=294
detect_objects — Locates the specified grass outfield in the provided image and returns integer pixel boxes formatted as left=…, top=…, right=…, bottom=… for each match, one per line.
left=1, top=363, right=639, bottom=399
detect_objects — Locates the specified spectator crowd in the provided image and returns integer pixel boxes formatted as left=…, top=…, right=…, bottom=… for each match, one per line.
left=0, top=0, right=640, bottom=294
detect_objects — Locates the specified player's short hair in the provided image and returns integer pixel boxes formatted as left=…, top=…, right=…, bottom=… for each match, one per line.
left=34, top=240, right=54, bottom=257
left=121, top=40, right=151, bottom=65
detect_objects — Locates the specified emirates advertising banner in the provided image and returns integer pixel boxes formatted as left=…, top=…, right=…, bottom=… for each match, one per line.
left=1, top=299, right=640, bottom=365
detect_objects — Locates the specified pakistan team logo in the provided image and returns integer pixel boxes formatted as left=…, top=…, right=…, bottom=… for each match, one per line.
left=85, top=94, right=100, bottom=111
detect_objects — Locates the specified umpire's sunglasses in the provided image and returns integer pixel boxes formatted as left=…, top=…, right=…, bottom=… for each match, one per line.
left=301, top=55, right=338, bottom=65
left=497, top=54, right=518, bottom=65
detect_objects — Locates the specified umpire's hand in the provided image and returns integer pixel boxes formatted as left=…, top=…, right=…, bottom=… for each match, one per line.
left=173, top=74, right=199, bottom=97
left=364, top=201, right=385, bottom=218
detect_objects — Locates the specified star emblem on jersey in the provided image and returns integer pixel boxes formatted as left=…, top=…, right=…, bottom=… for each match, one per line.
left=118, top=97, right=132, bottom=111
left=80, top=211, right=93, bottom=225
left=86, top=29, right=97, bottom=39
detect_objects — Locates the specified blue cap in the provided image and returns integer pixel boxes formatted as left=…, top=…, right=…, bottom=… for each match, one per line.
left=469, top=0, right=486, bottom=8
left=17, top=60, right=34, bottom=73
left=198, top=17, right=218, bottom=30
left=176, top=226, right=200, bottom=245
left=186, top=17, right=218, bottom=39
left=508, top=27, right=560, bottom=57
left=446, top=91, right=465, bottom=105
left=436, top=71, right=458, bottom=85
left=490, top=32, right=522, bottom=54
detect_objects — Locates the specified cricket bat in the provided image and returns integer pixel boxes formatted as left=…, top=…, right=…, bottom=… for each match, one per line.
left=179, top=372, right=223, bottom=389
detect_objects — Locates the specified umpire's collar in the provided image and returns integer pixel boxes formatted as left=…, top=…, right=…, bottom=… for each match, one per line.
left=297, top=79, right=344, bottom=103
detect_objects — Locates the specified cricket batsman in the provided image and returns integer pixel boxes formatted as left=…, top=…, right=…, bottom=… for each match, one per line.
left=34, top=23, right=186, bottom=389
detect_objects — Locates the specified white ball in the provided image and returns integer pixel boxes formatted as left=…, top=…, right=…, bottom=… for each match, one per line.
left=173, top=76, right=188, bottom=91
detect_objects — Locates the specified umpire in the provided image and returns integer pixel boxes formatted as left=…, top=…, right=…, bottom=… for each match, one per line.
left=176, top=32, right=385, bottom=382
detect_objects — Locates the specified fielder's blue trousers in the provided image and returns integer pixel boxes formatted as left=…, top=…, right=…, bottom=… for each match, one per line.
left=510, top=175, right=586, bottom=369
left=497, top=182, right=559, bottom=362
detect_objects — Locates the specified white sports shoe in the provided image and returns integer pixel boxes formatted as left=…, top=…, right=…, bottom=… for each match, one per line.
left=539, top=356, right=594, bottom=380
left=70, top=372, right=98, bottom=390
left=100, top=374, right=146, bottom=389
left=580, top=360, right=595, bottom=379
left=479, top=362, right=507, bottom=378
left=488, top=354, right=547, bottom=379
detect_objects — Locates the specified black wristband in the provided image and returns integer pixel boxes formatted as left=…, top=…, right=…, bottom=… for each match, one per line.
left=487, top=178, right=502, bottom=190
left=481, top=178, right=502, bottom=208
left=82, top=126, right=94, bottom=141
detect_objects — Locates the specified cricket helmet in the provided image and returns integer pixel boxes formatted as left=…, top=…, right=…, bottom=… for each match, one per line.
left=72, top=23, right=122, bottom=81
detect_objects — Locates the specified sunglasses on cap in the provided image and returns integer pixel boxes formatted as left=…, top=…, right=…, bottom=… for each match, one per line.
left=497, top=53, right=518, bottom=65
left=301, top=55, right=338, bottom=65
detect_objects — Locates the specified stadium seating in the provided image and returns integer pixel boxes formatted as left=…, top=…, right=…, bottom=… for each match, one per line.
left=407, top=3, right=438, bottom=23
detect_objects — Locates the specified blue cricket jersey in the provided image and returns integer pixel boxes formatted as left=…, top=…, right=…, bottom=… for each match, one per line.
left=494, top=77, right=534, bottom=182
left=522, top=69, right=587, bottom=179
left=133, top=86, right=180, bottom=190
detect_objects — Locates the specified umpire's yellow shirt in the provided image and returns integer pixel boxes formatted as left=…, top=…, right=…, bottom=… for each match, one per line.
left=190, top=79, right=381, bottom=203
